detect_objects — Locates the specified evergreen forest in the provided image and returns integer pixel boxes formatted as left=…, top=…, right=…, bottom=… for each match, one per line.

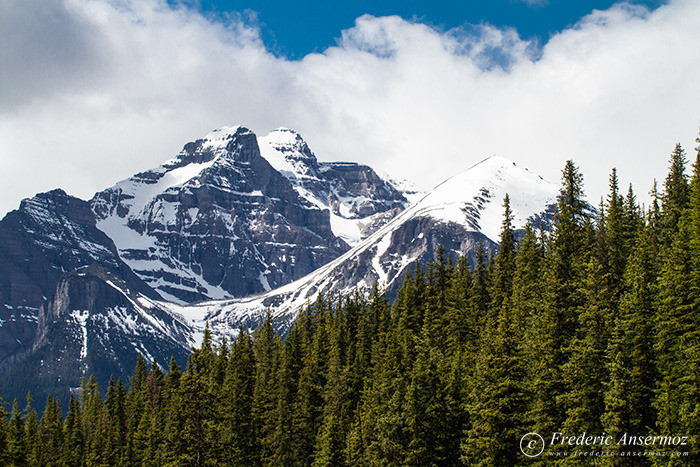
left=1, top=133, right=700, bottom=466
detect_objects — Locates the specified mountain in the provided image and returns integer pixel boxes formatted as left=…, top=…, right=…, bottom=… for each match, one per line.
left=0, top=264, right=194, bottom=408
left=170, top=156, right=561, bottom=336
left=0, top=126, right=566, bottom=408
left=91, top=126, right=347, bottom=303
left=0, top=125, right=414, bottom=404
left=90, top=126, right=411, bottom=304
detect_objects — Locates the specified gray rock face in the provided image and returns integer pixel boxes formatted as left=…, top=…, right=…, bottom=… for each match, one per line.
left=91, top=126, right=350, bottom=303
left=257, top=128, right=414, bottom=246
left=1, top=264, right=192, bottom=410
left=318, top=162, right=407, bottom=218
left=0, top=189, right=155, bottom=375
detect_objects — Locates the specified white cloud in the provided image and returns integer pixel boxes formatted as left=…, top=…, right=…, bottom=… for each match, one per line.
left=517, top=0, right=549, bottom=7
left=1, top=0, right=699, bottom=217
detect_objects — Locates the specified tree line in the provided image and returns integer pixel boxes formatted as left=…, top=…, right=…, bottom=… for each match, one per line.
left=0, top=132, right=699, bottom=466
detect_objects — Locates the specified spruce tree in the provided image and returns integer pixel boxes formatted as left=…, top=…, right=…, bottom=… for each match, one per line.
left=38, top=395, right=63, bottom=466
left=404, top=347, right=454, bottom=466
left=271, top=321, right=305, bottom=465
left=80, top=376, right=104, bottom=466
left=530, top=160, right=589, bottom=437
left=23, top=393, right=39, bottom=466
left=221, top=329, right=257, bottom=466
left=602, top=222, right=658, bottom=463
left=252, top=311, right=281, bottom=465
left=654, top=134, right=700, bottom=463
left=462, top=297, right=527, bottom=466
left=490, top=195, right=517, bottom=314
left=444, top=255, right=476, bottom=358
left=512, top=223, right=543, bottom=331
left=470, top=242, right=491, bottom=334
left=314, top=302, right=351, bottom=466
left=7, top=399, right=27, bottom=466
left=661, top=143, right=690, bottom=245
left=63, top=394, right=84, bottom=466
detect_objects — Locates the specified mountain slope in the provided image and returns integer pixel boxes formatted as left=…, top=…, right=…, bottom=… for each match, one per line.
left=0, top=264, right=194, bottom=409
left=171, top=156, right=561, bottom=336
left=0, top=189, right=157, bottom=374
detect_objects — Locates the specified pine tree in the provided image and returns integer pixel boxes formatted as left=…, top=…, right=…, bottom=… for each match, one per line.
left=404, top=347, right=454, bottom=466
left=38, top=395, right=63, bottom=466
left=221, top=329, right=257, bottom=466
left=654, top=133, right=700, bottom=463
left=423, top=242, right=451, bottom=351
left=294, top=306, right=328, bottom=466
left=444, top=255, right=476, bottom=357
left=560, top=255, right=610, bottom=439
left=661, top=143, right=690, bottom=245
left=271, top=321, right=305, bottom=465
left=176, top=348, right=218, bottom=466
left=605, top=168, right=628, bottom=305
left=602, top=222, right=658, bottom=463
left=23, top=393, right=39, bottom=466
left=164, top=356, right=182, bottom=406
left=560, top=170, right=632, bottom=439
left=252, top=310, right=281, bottom=465
left=470, top=242, right=491, bottom=333
left=512, top=223, right=543, bottom=331
left=104, top=376, right=127, bottom=465
left=490, top=195, right=517, bottom=314
left=313, top=296, right=352, bottom=467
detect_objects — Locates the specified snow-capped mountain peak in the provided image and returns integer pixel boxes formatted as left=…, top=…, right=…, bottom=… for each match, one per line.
left=258, top=128, right=411, bottom=247
left=414, top=155, right=558, bottom=242
left=258, top=127, right=320, bottom=180
left=90, top=126, right=348, bottom=304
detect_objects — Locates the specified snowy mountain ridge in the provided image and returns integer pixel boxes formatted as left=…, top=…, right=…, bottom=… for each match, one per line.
left=161, top=155, right=561, bottom=337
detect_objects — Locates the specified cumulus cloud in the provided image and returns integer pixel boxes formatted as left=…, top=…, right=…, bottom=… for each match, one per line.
left=1, top=0, right=699, bottom=216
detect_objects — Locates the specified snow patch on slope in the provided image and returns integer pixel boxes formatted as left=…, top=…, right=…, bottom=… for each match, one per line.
left=71, top=310, right=89, bottom=359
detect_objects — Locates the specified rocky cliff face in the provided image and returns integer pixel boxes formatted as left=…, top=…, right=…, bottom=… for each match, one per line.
left=0, top=189, right=155, bottom=374
left=258, top=128, right=414, bottom=246
left=0, top=265, right=193, bottom=410
left=91, top=126, right=351, bottom=303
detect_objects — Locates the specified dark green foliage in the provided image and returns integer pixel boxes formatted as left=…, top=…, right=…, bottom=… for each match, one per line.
left=463, top=298, right=527, bottom=467
left=3, top=145, right=700, bottom=466
left=530, top=160, right=590, bottom=437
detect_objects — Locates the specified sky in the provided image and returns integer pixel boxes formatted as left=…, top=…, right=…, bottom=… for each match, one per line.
left=1, top=0, right=699, bottom=218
